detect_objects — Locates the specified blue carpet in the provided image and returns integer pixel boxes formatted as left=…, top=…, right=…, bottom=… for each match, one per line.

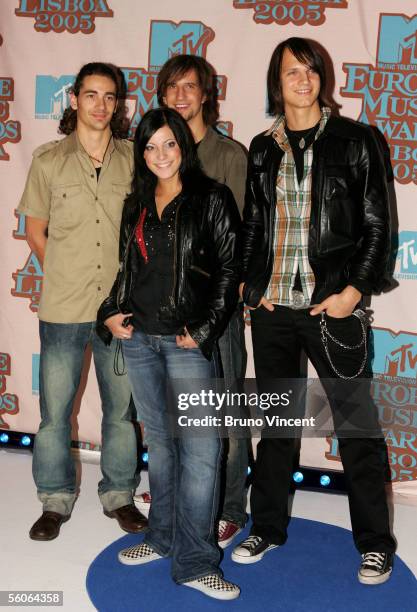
left=86, top=518, right=416, bottom=611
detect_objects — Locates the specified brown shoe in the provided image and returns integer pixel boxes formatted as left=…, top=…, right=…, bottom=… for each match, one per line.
left=104, top=504, right=148, bottom=533
left=29, top=511, right=70, bottom=541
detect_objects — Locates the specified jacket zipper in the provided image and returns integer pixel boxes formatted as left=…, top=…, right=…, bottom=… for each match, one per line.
left=116, top=206, right=141, bottom=311
left=170, top=201, right=182, bottom=307
left=190, top=265, right=211, bottom=278
left=312, top=137, right=325, bottom=255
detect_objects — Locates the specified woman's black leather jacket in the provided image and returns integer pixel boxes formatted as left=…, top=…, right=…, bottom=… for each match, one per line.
left=97, top=179, right=241, bottom=359
left=242, top=115, right=391, bottom=308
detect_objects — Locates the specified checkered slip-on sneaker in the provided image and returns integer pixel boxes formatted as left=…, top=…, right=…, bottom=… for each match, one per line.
left=118, top=542, right=162, bottom=566
left=133, top=491, right=151, bottom=518
left=232, top=535, right=279, bottom=564
left=184, top=574, right=240, bottom=600
left=358, top=552, right=393, bottom=585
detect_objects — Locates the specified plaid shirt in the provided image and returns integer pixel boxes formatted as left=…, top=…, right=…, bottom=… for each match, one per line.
left=265, top=107, right=331, bottom=306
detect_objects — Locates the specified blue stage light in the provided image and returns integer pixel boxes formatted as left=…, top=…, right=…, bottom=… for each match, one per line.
left=0, top=433, right=9, bottom=443
left=20, top=435, right=32, bottom=447
left=247, top=466, right=252, bottom=475
left=142, top=452, right=149, bottom=463
left=293, top=471, right=304, bottom=483
left=320, top=474, right=331, bottom=487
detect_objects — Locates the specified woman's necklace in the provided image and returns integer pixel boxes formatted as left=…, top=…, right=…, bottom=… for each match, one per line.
left=83, top=135, right=112, bottom=166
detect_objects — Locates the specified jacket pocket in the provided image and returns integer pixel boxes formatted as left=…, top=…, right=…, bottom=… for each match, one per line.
left=325, top=176, right=348, bottom=200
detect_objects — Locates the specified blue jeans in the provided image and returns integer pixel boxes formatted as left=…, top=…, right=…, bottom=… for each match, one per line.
left=122, top=331, right=222, bottom=583
left=217, top=305, right=249, bottom=527
left=33, top=321, right=138, bottom=516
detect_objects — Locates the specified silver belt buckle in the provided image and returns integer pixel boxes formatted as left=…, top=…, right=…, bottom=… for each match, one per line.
left=291, top=290, right=306, bottom=310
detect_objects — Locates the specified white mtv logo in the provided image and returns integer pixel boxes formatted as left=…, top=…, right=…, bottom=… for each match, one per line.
left=52, top=84, right=70, bottom=115
left=372, top=328, right=417, bottom=379
left=398, top=238, right=417, bottom=270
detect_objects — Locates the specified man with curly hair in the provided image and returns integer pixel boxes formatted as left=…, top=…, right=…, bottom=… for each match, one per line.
left=18, top=62, right=147, bottom=541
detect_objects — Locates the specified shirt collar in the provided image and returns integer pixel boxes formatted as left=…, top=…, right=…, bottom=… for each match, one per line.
left=267, top=106, right=331, bottom=152
left=61, top=130, right=116, bottom=160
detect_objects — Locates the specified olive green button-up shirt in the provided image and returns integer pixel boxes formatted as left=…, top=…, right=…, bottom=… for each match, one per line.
left=18, top=131, right=133, bottom=323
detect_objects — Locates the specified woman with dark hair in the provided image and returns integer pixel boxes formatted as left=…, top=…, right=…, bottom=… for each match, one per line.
left=97, top=107, right=241, bottom=600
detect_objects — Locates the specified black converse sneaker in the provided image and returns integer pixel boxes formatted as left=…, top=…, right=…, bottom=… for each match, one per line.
left=184, top=574, right=240, bottom=600
left=231, top=535, right=279, bottom=564
left=358, top=552, right=394, bottom=585
left=118, top=542, right=162, bottom=565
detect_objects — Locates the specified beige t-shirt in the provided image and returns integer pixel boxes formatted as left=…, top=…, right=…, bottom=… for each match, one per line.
left=18, top=131, right=133, bottom=323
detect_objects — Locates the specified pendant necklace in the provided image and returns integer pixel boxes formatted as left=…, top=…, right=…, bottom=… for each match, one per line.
left=286, top=122, right=320, bottom=150
left=298, top=125, right=318, bottom=150
left=83, top=135, right=112, bottom=166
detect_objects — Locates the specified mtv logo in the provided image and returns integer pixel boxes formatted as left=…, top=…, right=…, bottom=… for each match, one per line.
left=35, top=75, right=74, bottom=118
left=377, top=14, right=417, bottom=65
left=372, top=328, right=417, bottom=380
left=122, top=68, right=159, bottom=135
left=396, top=231, right=417, bottom=274
left=216, top=121, right=233, bottom=137
left=148, top=21, right=215, bottom=72
left=32, top=354, right=40, bottom=395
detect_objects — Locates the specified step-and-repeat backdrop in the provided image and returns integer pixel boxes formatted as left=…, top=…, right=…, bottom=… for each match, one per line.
left=1, top=0, right=416, bottom=502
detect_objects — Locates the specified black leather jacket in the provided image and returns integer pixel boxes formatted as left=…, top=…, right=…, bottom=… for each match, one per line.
left=242, top=115, right=390, bottom=308
left=97, top=178, right=241, bottom=359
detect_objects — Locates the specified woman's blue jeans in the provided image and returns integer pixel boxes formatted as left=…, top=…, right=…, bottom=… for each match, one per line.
left=122, top=331, right=222, bottom=584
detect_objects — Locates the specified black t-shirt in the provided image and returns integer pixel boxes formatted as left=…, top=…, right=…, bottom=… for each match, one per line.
left=285, top=122, right=320, bottom=184
left=285, top=122, right=320, bottom=291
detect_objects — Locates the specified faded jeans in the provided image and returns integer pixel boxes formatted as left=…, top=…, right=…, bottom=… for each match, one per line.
left=122, top=331, right=222, bottom=583
left=33, top=321, right=138, bottom=516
